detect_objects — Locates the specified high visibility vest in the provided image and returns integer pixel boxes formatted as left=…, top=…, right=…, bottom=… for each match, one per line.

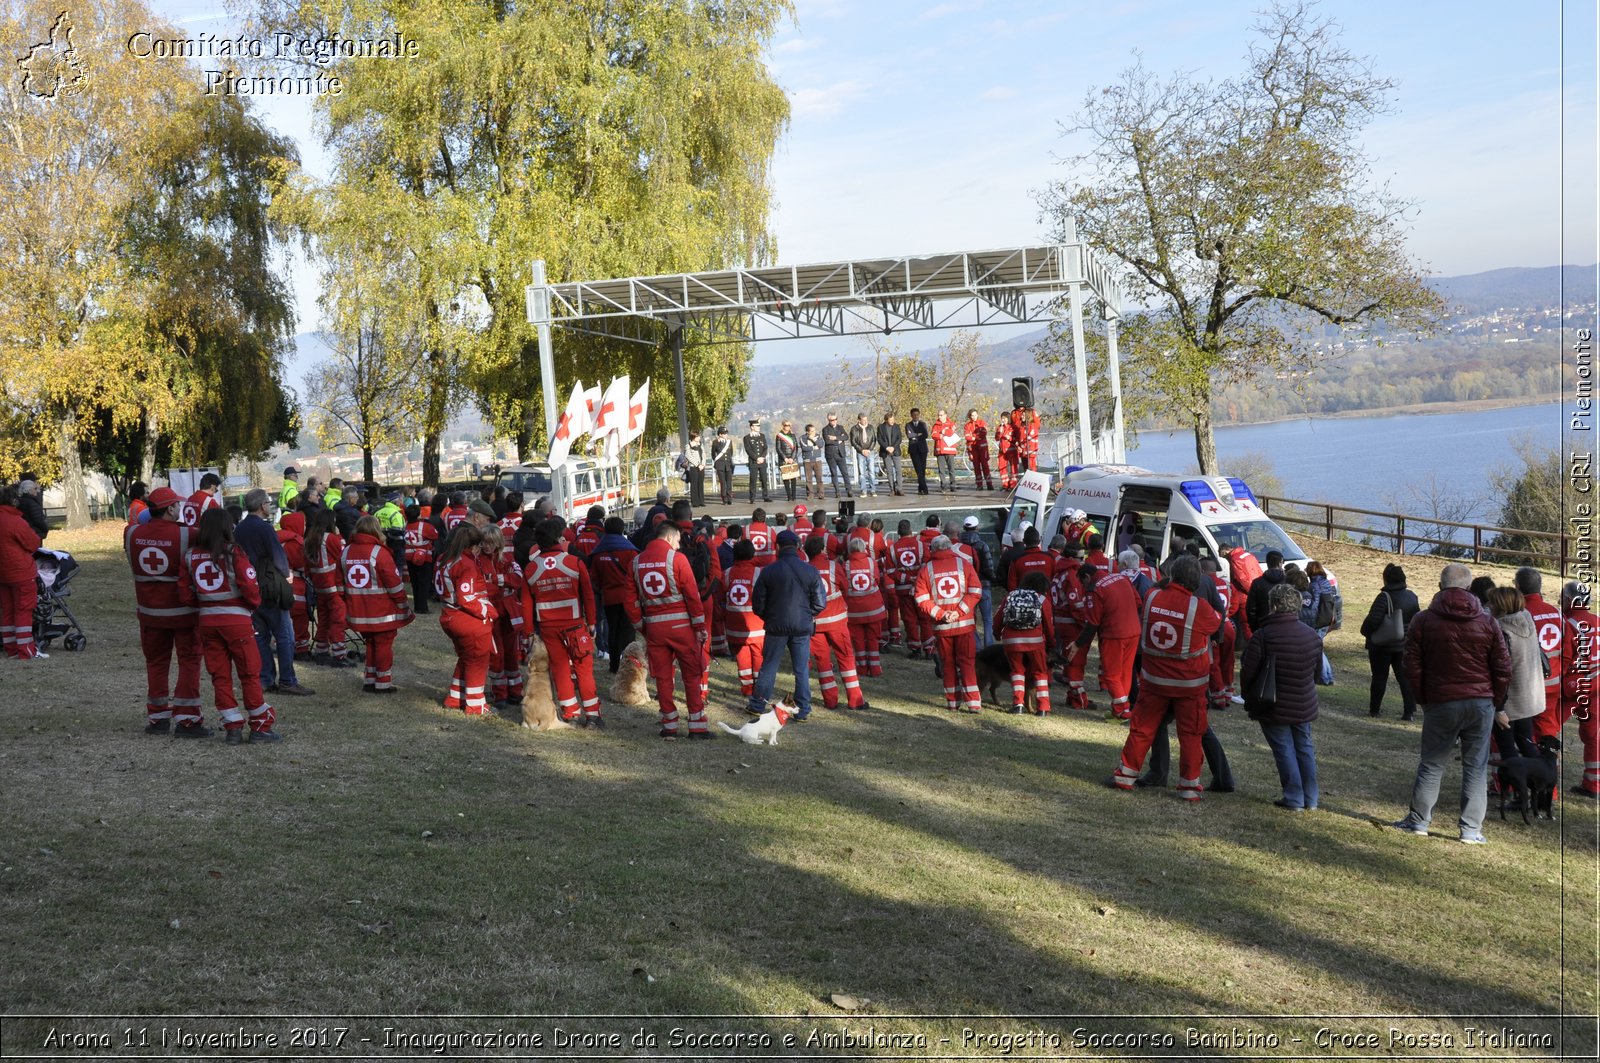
left=721, top=561, right=763, bottom=638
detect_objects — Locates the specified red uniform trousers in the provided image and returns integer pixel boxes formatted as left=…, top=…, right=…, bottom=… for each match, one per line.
left=1532, top=688, right=1569, bottom=742
left=1208, top=619, right=1237, bottom=705
left=361, top=630, right=397, bottom=691
left=728, top=634, right=764, bottom=696
left=1097, top=635, right=1139, bottom=718
left=996, top=451, right=1013, bottom=490
left=1003, top=643, right=1051, bottom=714
left=199, top=622, right=274, bottom=733
left=849, top=619, right=882, bottom=676
left=810, top=625, right=865, bottom=708
left=895, top=589, right=929, bottom=654
left=489, top=614, right=525, bottom=703
left=140, top=624, right=203, bottom=724
left=440, top=609, right=494, bottom=715
left=969, top=451, right=993, bottom=490
left=291, top=600, right=312, bottom=655
left=541, top=625, right=600, bottom=721
left=1114, top=689, right=1210, bottom=799
left=1054, top=620, right=1089, bottom=705
left=935, top=630, right=981, bottom=711
left=710, top=598, right=729, bottom=656
left=313, top=591, right=348, bottom=657
left=645, top=622, right=708, bottom=734
left=1579, top=709, right=1599, bottom=795
left=0, top=579, right=38, bottom=658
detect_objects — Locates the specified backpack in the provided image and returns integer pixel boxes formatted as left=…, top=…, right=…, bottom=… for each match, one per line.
left=680, top=532, right=713, bottom=596
left=1002, top=589, right=1044, bottom=631
left=1315, top=587, right=1342, bottom=629
left=1228, top=549, right=1263, bottom=593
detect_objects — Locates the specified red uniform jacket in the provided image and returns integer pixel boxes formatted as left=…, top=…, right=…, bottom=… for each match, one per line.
left=747, top=522, right=776, bottom=567
left=624, top=539, right=705, bottom=634
left=1137, top=584, right=1221, bottom=695
left=571, top=519, right=604, bottom=559
left=1526, top=592, right=1563, bottom=697
left=994, top=587, right=1055, bottom=648
left=277, top=527, right=310, bottom=606
left=125, top=516, right=194, bottom=627
left=844, top=553, right=887, bottom=622
left=963, top=417, right=989, bottom=460
left=441, top=505, right=470, bottom=532
left=1007, top=546, right=1055, bottom=591
left=1051, top=555, right=1085, bottom=631
left=341, top=533, right=411, bottom=633
left=1082, top=571, right=1142, bottom=642
left=810, top=554, right=847, bottom=630
left=435, top=555, right=496, bottom=621
left=179, top=546, right=259, bottom=627
left=889, top=535, right=925, bottom=595
left=721, top=559, right=764, bottom=638
left=914, top=548, right=982, bottom=635
left=306, top=533, right=345, bottom=593
left=589, top=539, right=640, bottom=606
left=932, top=418, right=960, bottom=456
left=404, top=519, right=439, bottom=567
left=497, top=513, right=524, bottom=562
left=525, top=547, right=593, bottom=632
left=181, top=490, right=221, bottom=528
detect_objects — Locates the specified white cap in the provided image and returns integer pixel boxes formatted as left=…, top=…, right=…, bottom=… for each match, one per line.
left=1072, top=508, right=1086, bottom=521
left=1018, top=520, right=1033, bottom=532
left=962, top=515, right=979, bottom=528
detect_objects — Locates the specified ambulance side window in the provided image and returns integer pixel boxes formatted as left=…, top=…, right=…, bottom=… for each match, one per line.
left=1169, top=523, right=1212, bottom=563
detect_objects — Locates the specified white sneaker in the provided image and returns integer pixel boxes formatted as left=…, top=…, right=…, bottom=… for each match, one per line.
left=29, top=651, right=49, bottom=660
left=1229, top=694, right=1244, bottom=705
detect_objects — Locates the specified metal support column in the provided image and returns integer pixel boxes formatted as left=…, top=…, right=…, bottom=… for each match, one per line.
left=1068, top=279, right=1093, bottom=464
left=1105, top=312, right=1125, bottom=462
left=528, top=259, right=559, bottom=443
left=670, top=322, right=691, bottom=454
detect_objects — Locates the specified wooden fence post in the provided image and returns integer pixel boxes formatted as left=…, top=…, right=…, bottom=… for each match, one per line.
left=1396, top=516, right=1405, bottom=554
left=1325, top=503, right=1333, bottom=541
left=1474, top=526, right=1482, bottom=563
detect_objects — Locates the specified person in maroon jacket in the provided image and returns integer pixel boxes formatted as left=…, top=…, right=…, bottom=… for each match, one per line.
left=1391, top=563, right=1512, bottom=843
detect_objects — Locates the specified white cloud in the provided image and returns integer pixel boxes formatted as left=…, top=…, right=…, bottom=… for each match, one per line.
left=790, top=79, right=869, bottom=118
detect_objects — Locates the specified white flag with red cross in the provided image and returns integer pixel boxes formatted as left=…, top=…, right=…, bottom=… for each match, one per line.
left=618, top=378, right=650, bottom=448
left=547, top=380, right=586, bottom=467
left=593, top=375, right=630, bottom=456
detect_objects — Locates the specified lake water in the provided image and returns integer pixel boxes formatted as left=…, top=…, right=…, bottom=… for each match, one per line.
left=1122, top=401, right=1562, bottom=517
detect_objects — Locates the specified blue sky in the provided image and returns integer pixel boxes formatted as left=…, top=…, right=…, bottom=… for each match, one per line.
left=148, top=0, right=1597, bottom=370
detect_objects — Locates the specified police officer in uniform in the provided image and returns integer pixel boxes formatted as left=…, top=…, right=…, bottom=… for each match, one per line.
left=743, top=419, right=771, bottom=503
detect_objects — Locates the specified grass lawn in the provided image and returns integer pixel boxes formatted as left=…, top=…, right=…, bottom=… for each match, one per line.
left=2, top=526, right=1595, bottom=1057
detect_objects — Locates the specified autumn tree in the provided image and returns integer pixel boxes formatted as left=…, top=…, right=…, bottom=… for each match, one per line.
left=253, top=0, right=790, bottom=465
left=0, top=0, right=297, bottom=523
left=830, top=328, right=998, bottom=424
left=1034, top=1, right=1442, bottom=473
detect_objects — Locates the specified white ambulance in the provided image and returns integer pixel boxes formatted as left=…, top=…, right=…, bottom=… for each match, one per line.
left=495, top=457, right=627, bottom=523
left=1002, top=464, right=1320, bottom=584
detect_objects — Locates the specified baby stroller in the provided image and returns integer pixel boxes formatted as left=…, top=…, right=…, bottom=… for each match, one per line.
left=34, top=550, right=86, bottom=652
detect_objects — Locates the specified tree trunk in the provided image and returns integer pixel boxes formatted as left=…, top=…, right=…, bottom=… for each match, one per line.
left=363, top=446, right=374, bottom=482
left=423, top=429, right=441, bottom=487
left=517, top=405, right=536, bottom=464
left=57, top=411, right=91, bottom=529
left=140, top=410, right=158, bottom=485
left=1192, top=406, right=1219, bottom=475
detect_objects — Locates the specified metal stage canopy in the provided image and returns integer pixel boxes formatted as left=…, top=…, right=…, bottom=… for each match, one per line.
left=525, top=233, right=1128, bottom=464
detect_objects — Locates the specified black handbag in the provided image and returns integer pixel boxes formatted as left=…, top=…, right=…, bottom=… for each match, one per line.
left=1369, top=591, right=1406, bottom=649
left=1244, top=647, right=1278, bottom=710
left=258, top=566, right=295, bottom=611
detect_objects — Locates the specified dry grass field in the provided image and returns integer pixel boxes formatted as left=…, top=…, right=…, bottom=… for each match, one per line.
left=1, top=525, right=1595, bottom=1058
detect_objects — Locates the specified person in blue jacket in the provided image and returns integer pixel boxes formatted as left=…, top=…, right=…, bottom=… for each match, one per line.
left=747, top=530, right=826, bottom=719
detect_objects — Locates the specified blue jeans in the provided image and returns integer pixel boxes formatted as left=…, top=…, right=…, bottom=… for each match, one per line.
left=1260, top=721, right=1319, bottom=809
left=253, top=605, right=298, bottom=688
left=855, top=452, right=877, bottom=494
left=1406, top=697, right=1494, bottom=833
left=976, top=585, right=993, bottom=648
left=748, top=632, right=813, bottom=718
left=1316, top=626, right=1334, bottom=684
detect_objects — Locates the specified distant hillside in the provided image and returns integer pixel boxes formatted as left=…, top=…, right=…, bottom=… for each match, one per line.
left=1428, top=264, right=1596, bottom=314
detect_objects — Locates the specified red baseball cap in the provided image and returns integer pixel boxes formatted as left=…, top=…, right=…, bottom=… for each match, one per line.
left=147, top=486, right=181, bottom=510
left=793, top=504, right=807, bottom=517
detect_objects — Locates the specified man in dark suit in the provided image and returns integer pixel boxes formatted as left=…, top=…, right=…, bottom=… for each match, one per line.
left=876, top=413, right=904, bottom=497
left=820, top=413, right=853, bottom=499
left=905, top=408, right=931, bottom=495
left=743, top=419, right=771, bottom=503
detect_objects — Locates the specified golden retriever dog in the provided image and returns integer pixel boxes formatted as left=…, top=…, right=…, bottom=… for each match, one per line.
left=609, top=637, right=653, bottom=707
left=519, top=637, right=567, bottom=731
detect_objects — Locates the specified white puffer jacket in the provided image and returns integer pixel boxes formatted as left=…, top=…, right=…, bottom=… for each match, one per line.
left=1496, top=610, right=1546, bottom=721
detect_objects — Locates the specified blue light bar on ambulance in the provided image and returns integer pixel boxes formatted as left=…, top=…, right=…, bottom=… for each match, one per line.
left=1179, top=480, right=1218, bottom=509
left=1226, top=478, right=1257, bottom=504
left=1060, top=465, right=1083, bottom=478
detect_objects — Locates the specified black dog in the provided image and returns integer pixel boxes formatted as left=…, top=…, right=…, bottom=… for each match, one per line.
left=1498, top=735, right=1562, bottom=825
left=973, top=643, right=1065, bottom=713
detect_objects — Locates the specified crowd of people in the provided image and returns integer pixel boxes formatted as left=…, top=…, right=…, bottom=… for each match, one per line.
left=690, top=402, right=1044, bottom=506
left=96, top=466, right=1600, bottom=834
